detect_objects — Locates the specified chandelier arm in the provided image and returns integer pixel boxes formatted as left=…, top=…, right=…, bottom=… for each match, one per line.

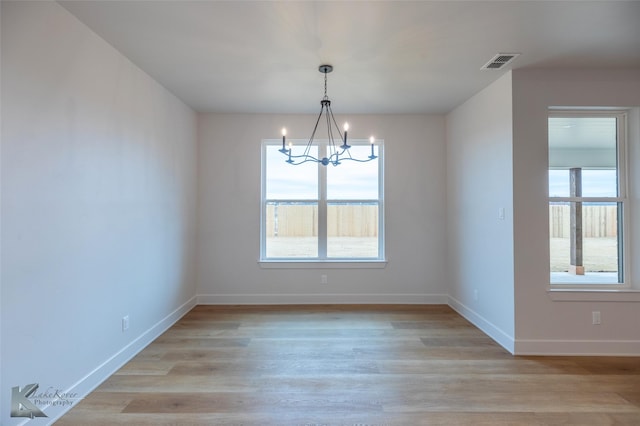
left=329, top=143, right=378, bottom=162
left=327, top=150, right=343, bottom=165
left=337, top=155, right=377, bottom=163
left=304, top=105, right=325, bottom=158
left=287, top=154, right=324, bottom=165
left=325, top=106, right=337, bottom=160
left=342, top=147, right=353, bottom=160
left=327, top=104, right=347, bottom=148
left=287, top=151, right=323, bottom=161
left=281, top=147, right=376, bottom=165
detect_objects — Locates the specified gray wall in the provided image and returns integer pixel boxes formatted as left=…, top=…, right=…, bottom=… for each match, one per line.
left=446, top=72, right=515, bottom=351
left=512, top=68, right=640, bottom=354
left=1, top=2, right=198, bottom=422
left=196, top=114, right=448, bottom=304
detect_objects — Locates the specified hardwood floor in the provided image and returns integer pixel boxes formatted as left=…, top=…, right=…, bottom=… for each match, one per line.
left=56, top=305, right=640, bottom=425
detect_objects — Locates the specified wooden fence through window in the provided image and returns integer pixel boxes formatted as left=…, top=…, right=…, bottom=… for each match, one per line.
left=266, top=203, right=378, bottom=237
left=549, top=204, right=618, bottom=238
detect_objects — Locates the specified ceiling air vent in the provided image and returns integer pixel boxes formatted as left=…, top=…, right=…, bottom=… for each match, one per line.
left=481, top=53, right=520, bottom=70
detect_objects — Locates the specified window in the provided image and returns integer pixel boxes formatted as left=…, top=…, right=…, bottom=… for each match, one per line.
left=548, top=111, right=628, bottom=286
left=261, top=140, right=384, bottom=261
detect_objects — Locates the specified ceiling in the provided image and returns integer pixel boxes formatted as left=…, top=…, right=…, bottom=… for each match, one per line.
left=59, top=1, right=640, bottom=114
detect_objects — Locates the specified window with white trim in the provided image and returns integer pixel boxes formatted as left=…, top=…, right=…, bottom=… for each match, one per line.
left=548, top=111, right=628, bottom=286
left=261, top=140, right=384, bottom=261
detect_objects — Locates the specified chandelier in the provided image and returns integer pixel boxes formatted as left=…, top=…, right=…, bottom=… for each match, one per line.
left=279, top=65, right=377, bottom=166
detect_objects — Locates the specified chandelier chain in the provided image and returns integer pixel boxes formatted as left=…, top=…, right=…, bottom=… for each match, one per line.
left=323, top=71, right=328, bottom=100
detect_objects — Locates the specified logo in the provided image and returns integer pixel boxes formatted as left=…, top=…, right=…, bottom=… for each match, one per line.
left=11, top=384, right=47, bottom=419
left=10, top=383, right=81, bottom=419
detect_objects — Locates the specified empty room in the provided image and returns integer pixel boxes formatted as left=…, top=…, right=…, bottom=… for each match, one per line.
left=2, top=1, right=640, bottom=425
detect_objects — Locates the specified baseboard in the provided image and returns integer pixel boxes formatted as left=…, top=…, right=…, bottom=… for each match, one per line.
left=514, top=339, right=640, bottom=356
left=197, top=293, right=449, bottom=305
left=448, top=296, right=515, bottom=354
left=41, top=296, right=197, bottom=425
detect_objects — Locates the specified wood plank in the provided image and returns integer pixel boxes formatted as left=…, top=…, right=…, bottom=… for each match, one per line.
left=121, top=391, right=384, bottom=414
left=55, top=410, right=640, bottom=426
left=56, top=305, right=640, bottom=425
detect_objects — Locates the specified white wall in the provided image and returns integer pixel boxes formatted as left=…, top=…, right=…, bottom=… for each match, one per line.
left=1, top=2, right=198, bottom=423
left=512, top=68, right=640, bottom=355
left=445, top=73, right=515, bottom=352
left=197, top=114, right=447, bottom=304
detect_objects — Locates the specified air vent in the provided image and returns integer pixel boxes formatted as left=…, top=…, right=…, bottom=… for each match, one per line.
left=481, top=53, right=520, bottom=70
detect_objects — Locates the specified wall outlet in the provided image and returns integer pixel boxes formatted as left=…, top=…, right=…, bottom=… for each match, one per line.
left=122, top=315, right=130, bottom=332
left=498, top=207, right=505, bottom=220
left=473, top=289, right=478, bottom=301
left=321, top=274, right=328, bottom=284
left=592, top=311, right=601, bottom=325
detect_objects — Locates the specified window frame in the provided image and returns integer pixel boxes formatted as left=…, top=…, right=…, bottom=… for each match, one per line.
left=260, top=138, right=385, bottom=265
left=548, top=109, right=630, bottom=289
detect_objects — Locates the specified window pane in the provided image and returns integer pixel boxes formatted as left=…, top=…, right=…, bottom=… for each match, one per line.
left=265, top=201, right=317, bottom=258
left=327, top=146, right=378, bottom=200
left=549, top=202, right=621, bottom=284
left=549, top=169, right=617, bottom=197
left=327, top=202, right=378, bottom=258
left=549, top=116, right=618, bottom=196
left=581, top=170, right=617, bottom=197
left=549, top=170, right=569, bottom=197
left=265, top=146, right=317, bottom=200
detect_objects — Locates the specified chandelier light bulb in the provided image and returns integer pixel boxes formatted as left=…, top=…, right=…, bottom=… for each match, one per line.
left=342, top=122, right=349, bottom=148
left=369, top=136, right=377, bottom=159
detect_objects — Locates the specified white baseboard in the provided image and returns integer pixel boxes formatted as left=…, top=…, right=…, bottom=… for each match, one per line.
left=447, top=296, right=515, bottom=354
left=42, top=296, right=197, bottom=425
left=515, top=339, right=640, bottom=356
left=197, top=293, right=449, bottom=305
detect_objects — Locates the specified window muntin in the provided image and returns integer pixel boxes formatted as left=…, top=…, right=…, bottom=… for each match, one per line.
left=548, top=112, right=627, bottom=286
left=262, top=140, right=384, bottom=261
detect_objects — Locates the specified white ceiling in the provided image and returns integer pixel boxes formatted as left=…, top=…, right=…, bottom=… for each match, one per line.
left=59, top=1, right=640, bottom=114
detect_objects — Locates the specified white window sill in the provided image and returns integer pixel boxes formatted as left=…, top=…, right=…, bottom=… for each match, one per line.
left=547, top=288, right=640, bottom=302
left=258, top=260, right=387, bottom=269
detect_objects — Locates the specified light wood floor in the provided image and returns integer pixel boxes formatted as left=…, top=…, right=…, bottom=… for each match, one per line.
left=56, top=305, right=640, bottom=425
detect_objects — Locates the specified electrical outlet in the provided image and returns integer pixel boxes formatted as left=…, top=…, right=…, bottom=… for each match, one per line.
left=592, top=311, right=601, bottom=325
left=473, top=289, right=478, bottom=301
left=321, top=274, right=328, bottom=284
left=122, top=315, right=130, bottom=332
